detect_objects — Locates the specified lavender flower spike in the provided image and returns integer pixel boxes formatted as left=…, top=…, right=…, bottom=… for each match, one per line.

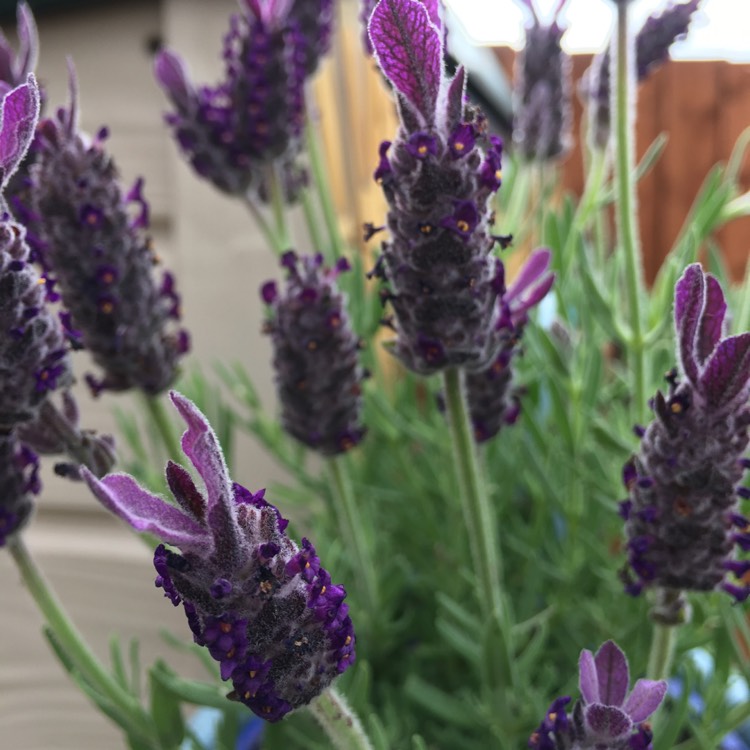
left=513, top=0, right=572, bottom=162
left=585, top=1, right=701, bottom=148
left=27, top=68, right=189, bottom=397
left=368, top=0, right=507, bottom=374
left=156, top=0, right=333, bottom=197
left=261, top=252, right=366, bottom=455
left=621, top=264, right=750, bottom=611
left=466, top=248, right=554, bottom=442
left=529, top=640, right=667, bottom=750
left=82, top=392, right=355, bottom=722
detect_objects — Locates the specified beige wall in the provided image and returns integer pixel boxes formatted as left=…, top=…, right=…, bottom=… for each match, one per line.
left=1, top=2, right=303, bottom=747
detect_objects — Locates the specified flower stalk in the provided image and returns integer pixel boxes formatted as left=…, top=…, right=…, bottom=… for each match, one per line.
left=307, top=686, right=375, bottom=750
left=613, top=0, right=647, bottom=422
left=442, top=368, right=503, bottom=621
left=327, top=456, right=379, bottom=619
left=305, top=116, right=345, bottom=260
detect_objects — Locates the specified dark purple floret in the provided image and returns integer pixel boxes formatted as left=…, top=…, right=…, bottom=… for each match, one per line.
left=27, top=82, right=189, bottom=397
left=83, top=392, right=356, bottom=722
left=368, top=0, right=510, bottom=375
left=513, top=0, right=572, bottom=162
left=156, top=0, right=332, bottom=198
left=262, top=252, right=366, bottom=456
left=465, top=249, right=554, bottom=442
left=621, top=264, right=750, bottom=613
left=584, top=0, right=701, bottom=148
left=530, top=641, right=666, bottom=750
left=0, top=433, right=39, bottom=546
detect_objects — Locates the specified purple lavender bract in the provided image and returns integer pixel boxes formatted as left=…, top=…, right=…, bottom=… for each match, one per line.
left=82, top=392, right=355, bottom=722
left=27, top=85, right=189, bottom=397
left=529, top=641, right=666, bottom=750
left=368, top=0, right=506, bottom=375
left=262, top=252, right=366, bottom=455
left=465, top=249, right=554, bottom=442
left=621, top=264, right=750, bottom=608
left=513, top=0, right=572, bottom=162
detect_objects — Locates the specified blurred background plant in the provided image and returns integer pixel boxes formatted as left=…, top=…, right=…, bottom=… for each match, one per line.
left=1, top=0, right=749, bottom=749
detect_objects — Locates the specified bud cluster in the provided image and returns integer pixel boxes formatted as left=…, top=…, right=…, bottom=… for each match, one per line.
left=261, top=252, right=366, bottom=455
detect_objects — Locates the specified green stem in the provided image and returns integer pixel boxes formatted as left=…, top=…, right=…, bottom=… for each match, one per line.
left=307, top=687, right=376, bottom=750
left=143, top=394, right=182, bottom=463
left=442, top=368, right=503, bottom=618
left=266, top=164, right=292, bottom=253
left=305, top=117, right=345, bottom=259
left=613, top=1, right=646, bottom=422
left=326, top=456, right=379, bottom=616
left=244, top=193, right=285, bottom=256
left=7, top=536, right=156, bottom=746
left=301, top=188, right=327, bottom=255
left=647, top=623, right=677, bottom=681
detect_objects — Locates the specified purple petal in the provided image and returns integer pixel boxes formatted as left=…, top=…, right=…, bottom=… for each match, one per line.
left=420, top=0, right=442, bottom=30
left=700, top=333, right=750, bottom=408
left=674, top=264, right=705, bottom=385
left=154, top=50, right=193, bottom=107
left=15, top=3, right=39, bottom=79
left=445, top=66, right=467, bottom=132
left=81, top=467, right=208, bottom=550
left=579, top=649, right=600, bottom=704
left=0, top=75, right=40, bottom=190
left=369, top=0, right=444, bottom=124
left=169, top=392, right=240, bottom=561
left=243, top=0, right=293, bottom=26
left=695, top=274, right=727, bottom=365
left=584, top=703, right=632, bottom=740
left=594, top=640, right=630, bottom=707
left=623, top=679, right=667, bottom=722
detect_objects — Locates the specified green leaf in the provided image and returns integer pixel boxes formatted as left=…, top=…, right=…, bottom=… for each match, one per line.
left=403, top=675, right=481, bottom=729
left=110, top=636, right=127, bottom=689
left=148, top=662, right=230, bottom=711
left=149, top=661, right=186, bottom=748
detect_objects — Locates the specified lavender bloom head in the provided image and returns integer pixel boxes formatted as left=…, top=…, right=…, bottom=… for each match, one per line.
left=368, top=0, right=507, bottom=375
left=0, top=77, right=72, bottom=428
left=529, top=641, right=667, bottom=750
left=83, top=392, right=355, bottom=721
left=0, top=434, right=40, bottom=546
left=585, top=1, right=701, bottom=148
left=513, top=0, right=572, bottom=162
left=621, top=264, right=750, bottom=609
left=156, top=0, right=332, bottom=197
left=465, top=249, right=554, bottom=442
left=261, top=252, right=366, bottom=455
left=28, top=78, right=189, bottom=397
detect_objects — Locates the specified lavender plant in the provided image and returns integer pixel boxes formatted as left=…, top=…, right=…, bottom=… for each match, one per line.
left=3, top=0, right=750, bottom=749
